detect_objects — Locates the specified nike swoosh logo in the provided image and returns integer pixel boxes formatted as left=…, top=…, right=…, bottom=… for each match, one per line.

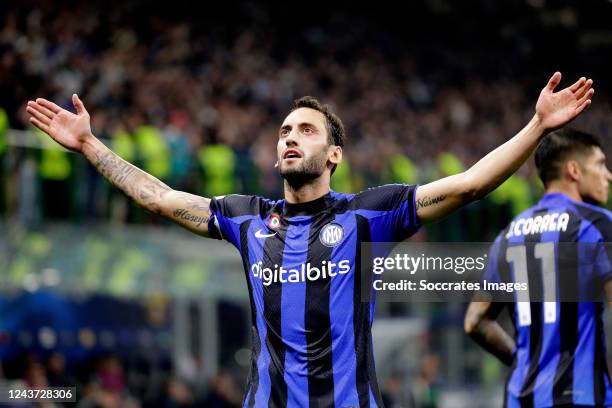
left=255, top=229, right=277, bottom=239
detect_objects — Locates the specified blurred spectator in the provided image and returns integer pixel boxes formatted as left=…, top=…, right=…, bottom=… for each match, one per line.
left=46, top=352, right=74, bottom=388
left=411, top=352, right=442, bottom=408
left=202, top=372, right=241, bottom=408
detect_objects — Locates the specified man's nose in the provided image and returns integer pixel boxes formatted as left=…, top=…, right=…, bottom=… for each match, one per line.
left=285, top=129, right=299, bottom=146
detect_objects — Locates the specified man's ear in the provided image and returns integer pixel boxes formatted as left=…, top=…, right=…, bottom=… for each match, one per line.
left=274, top=161, right=279, bottom=168
left=566, top=160, right=581, bottom=182
left=329, top=146, right=342, bottom=166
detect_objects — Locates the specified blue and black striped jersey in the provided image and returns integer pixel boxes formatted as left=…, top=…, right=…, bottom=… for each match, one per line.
left=486, top=193, right=612, bottom=408
left=207, top=184, right=419, bottom=408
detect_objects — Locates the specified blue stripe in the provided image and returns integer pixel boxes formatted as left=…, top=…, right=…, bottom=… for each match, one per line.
left=281, top=221, right=311, bottom=407
left=242, top=388, right=251, bottom=408
left=329, top=212, right=360, bottom=406
left=506, top=393, right=522, bottom=408
left=369, top=388, right=378, bottom=408
left=220, top=214, right=258, bottom=247
left=245, top=221, right=272, bottom=406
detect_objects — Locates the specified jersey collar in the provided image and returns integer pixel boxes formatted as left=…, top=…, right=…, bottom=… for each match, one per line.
left=282, top=191, right=336, bottom=217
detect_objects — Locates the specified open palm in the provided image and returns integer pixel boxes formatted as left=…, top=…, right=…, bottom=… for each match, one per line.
left=535, top=72, right=594, bottom=132
left=26, top=94, right=92, bottom=153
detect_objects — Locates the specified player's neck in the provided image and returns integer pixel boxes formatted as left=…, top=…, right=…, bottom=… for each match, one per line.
left=283, top=177, right=330, bottom=204
left=545, top=182, right=583, bottom=203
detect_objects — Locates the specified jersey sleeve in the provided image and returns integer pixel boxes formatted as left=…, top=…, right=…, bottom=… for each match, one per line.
left=207, top=194, right=272, bottom=248
left=351, top=184, right=419, bottom=241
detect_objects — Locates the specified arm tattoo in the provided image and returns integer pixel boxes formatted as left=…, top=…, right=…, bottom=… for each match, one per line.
left=416, top=194, right=447, bottom=210
left=93, top=150, right=171, bottom=210
left=173, top=208, right=210, bottom=227
left=180, top=195, right=211, bottom=211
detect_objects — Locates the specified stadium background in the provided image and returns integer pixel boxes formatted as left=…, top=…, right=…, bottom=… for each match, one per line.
left=1, top=0, right=611, bottom=406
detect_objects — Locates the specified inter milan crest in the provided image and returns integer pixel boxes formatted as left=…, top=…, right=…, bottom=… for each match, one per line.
left=319, top=223, right=344, bottom=247
left=268, top=213, right=281, bottom=230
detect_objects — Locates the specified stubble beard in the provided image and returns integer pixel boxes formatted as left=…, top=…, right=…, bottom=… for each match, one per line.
left=279, top=148, right=328, bottom=190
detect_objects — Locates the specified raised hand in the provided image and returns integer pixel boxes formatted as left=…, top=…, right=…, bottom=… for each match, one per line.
left=535, top=72, right=594, bottom=132
left=26, top=94, right=92, bottom=153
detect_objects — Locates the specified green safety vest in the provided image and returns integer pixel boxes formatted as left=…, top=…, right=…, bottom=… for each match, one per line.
left=0, top=108, right=8, bottom=155
left=198, top=144, right=236, bottom=196
left=112, top=130, right=136, bottom=162
left=135, top=126, right=170, bottom=179
left=331, top=160, right=352, bottom=193
left=390, top=154, right=419, bottom=184
left=36, top=129, right=71, bottom=180
left=437, top=152, right=465, bottom=177
left=489, top=174, right=532, bottom=215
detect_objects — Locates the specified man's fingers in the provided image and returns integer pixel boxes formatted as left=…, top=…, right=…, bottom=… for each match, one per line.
left=574, top=98, right=592, bottom=116
left=26, top=105, right=52, bottom=126
left=546, top=71, right=562, bottom=92
left=36, top=98, right=62, bottom=114
left=568, top=77, right=586, bottom=93
left=27, top=101, right=55, bottom=120
left=72, top=94, right=87, bottom=115
left=573, top=79, right=593, bottom=100
left=576, top=88, right=594, bottom=108
left=29, top=117, right=49, bottom=133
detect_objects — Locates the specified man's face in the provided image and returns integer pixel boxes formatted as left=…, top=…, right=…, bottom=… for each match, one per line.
left=277, top=107, right=333, bottom=185
left=576, top=147, right=612, bottom=205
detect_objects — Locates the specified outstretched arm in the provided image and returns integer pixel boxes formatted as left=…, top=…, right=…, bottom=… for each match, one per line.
left=416, top=72, right=594, bottom=224
left=27, top=94, right=213, bottom=236
left=464, top=300, right=515, bottom=366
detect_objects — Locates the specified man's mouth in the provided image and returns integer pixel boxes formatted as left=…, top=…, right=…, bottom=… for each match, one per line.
left=283, top=149, right=302, bottom=160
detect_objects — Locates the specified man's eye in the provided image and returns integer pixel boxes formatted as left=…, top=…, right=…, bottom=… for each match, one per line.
left=304, top=127, right=312, bottom=134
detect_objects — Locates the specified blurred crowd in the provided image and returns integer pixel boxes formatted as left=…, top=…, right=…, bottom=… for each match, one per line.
left=0, top=352, right=243, bottom=408
left=1, top=1, right=611, bottom=226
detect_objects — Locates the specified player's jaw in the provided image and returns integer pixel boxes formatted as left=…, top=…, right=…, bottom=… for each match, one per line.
left=578, top=149, right=612, bottom=205
left=278, top=146, right=329, bottom=188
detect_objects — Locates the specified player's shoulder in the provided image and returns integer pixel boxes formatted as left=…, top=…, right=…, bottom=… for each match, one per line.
left=571, top=201, right=612, bottom=240
left=212, top=194, right=277, bottom=219
left=571, top=200, right=612, bottom=223
left=349, top=183, right=417, bottom=211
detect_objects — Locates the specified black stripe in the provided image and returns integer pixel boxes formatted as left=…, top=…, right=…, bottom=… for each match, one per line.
left=211, top=194, right=274, bottom=218
left=593, top=302, right=606, bottom=406
left=573, top=204, right=612, bottom=240
left=239, top=220, right=260, bottom=408
left=553, top=212, right=581, bottom=406
left=348, top=184, right=416, bottom=211
left=518, top=210, right=548, bottom=408
left=304, top=214, right=336, bottom=408
left=504, top=357, right=518, bottom=408
left=353, top=215, right=386, bottom=407
left=262, top=224, right=289, bottom=408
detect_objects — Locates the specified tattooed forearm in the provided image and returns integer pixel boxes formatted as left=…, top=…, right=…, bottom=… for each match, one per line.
left=180, top=195, right=211, bottom=211
left=173, top=209, right=210, bottom=227
left=83, top=138, right=212, bottom=234
left=91, top=150, right=171, bottom=210
left=416, top=194, right=446, bottom=210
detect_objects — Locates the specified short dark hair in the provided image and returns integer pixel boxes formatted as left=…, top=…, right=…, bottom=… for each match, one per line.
left=535, top=128, right=602, bottom=186
left=291, top=96, right=346, bottom=148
